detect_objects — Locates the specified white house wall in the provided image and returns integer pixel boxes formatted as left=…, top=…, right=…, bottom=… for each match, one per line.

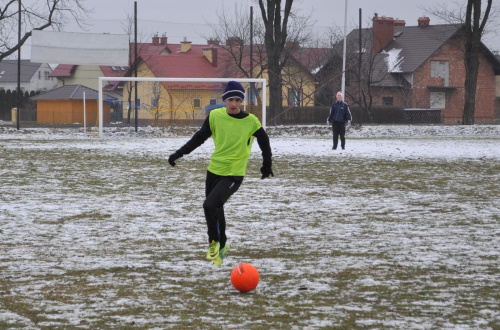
left=30, top=63, right=57, bottom=91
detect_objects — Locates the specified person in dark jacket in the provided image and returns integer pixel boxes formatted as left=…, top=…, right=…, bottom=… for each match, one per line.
left=327, top=91, right=352, bottom=150
left=168, top=81, right=273, bottom=266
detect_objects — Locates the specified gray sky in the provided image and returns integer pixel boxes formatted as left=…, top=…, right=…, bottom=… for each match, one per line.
left=74, top=0, right=499, bottom=52
left=18, top=0, right=499, bottom=59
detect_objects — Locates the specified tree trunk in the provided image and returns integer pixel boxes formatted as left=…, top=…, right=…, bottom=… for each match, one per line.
left=259, top=0, right=293, bottom=126
left=463, top=45, right=480, bottom=125
left=267, top=53, right=283, bottom=125
left=462, top=0, right=493, bottom=125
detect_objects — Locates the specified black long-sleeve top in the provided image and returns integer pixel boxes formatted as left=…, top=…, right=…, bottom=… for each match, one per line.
left=175, top=111, right=272, bottom=169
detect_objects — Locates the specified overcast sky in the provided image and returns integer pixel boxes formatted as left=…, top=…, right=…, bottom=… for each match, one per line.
left=71, top=0, right=499, bottom=52
left=17, top=0, right=499, bottom=59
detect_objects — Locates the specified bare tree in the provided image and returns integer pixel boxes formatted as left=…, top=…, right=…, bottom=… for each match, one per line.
left=120, top=13, right=156, bottom=125
left=0, top=0, right=91, bottom=62
left=463, top=0, right=493, bottom=124
left=257, top=0, right=293, bottom=124
left=204, top=4, right=267, bottom=79
left=206, top=1, right=314, bottom=124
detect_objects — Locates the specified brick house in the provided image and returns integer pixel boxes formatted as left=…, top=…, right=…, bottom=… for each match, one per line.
left=320, top=15, right=500, bottom=124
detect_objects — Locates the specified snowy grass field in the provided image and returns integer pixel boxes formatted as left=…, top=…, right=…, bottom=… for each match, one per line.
left=1, top=124, right=499, bottom=329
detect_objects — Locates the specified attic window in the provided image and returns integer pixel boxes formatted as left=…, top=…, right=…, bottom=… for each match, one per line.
left=193, top=98, right=201, bottom=109
left=394, top=31, right=402, bottom=37
left=111, top=66, right=117, bottom=71
left=120, top=66, right=126, bottom=71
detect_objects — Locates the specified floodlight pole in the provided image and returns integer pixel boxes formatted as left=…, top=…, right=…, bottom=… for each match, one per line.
left=16, top=0, right=21, bottom=130
left=359, top=8, right=362, bottom=127
left=341, top=0, right=348, bottom=97
left=134, top=1, right=138, bottom=132
left=250, top=6, right=253, bottom=78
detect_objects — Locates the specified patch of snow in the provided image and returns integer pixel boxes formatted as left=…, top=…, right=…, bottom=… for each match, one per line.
left=382, top=48, right=403, bottom=72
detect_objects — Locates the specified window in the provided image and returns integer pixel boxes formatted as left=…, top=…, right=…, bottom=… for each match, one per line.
left=431, top=60, right=449, bottom=86
left=193, top=98, right=201, bottom=109
left=382, top=97, right=393, bottom=106
left=39, top=71, right=41, bottom=79
left=111, top=66, right=117, bottom=71
left=210, top=98, right=217, bottom=105
left=120, top=66, right=126, bottom=71
left=44, top=71, right=50, bottom=80
left=287, top=88, right=302, bottom=106
left=430, top=92, right=445, bottom=109
left=431, top=61, right=448, bottom=78
left=151, top=97, right=159, bottom=108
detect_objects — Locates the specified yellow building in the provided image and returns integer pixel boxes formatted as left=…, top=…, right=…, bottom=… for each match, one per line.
left=122, top=39, right=318, bottom=126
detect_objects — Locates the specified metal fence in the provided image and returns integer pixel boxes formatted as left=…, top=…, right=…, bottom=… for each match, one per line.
left=404, top=108, right=442, bottom=124
left=267, top=106, right=442, bottom=125
left=4, top=106, right=444, bottom=127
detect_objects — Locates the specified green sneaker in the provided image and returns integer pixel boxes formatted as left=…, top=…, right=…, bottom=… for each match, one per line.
left=206, top=240, right=220, bottom=260
left=213, top=244, right=230, bottom=267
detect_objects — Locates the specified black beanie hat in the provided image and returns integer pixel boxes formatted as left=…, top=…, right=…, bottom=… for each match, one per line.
left=222, top=81, right=245, bottom=101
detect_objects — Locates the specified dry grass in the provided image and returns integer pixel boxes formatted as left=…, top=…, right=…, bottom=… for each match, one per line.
left=0, top=135, right=499, bottom=329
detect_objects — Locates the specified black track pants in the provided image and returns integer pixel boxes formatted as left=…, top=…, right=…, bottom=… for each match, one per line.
left=203, top=171, right=243, bottom=249
left=332, top=121, right=346, bottom=149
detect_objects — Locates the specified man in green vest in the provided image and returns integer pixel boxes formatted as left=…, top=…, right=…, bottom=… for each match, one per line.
left=168, top=81, right=273, bottom=266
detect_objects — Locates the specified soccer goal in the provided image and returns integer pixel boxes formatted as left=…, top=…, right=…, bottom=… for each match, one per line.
left=97, top=77, right=267, bottom=138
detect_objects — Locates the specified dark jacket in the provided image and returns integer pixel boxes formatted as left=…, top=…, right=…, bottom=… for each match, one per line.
left=327, top=101, right=352, bottom=123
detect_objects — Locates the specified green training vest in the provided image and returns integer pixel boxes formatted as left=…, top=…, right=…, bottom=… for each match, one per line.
left=208, top=107, right=262, bottom=176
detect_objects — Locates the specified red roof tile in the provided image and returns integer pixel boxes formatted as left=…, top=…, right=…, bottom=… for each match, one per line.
left=49, top=64, right=76, bottom=77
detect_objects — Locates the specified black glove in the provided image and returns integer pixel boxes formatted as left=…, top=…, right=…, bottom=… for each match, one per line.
left=260, top=165, right=274, bottom=179
left=168, top=152, right=181, bottom=166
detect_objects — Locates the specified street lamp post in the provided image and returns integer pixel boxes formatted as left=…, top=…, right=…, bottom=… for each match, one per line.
left=17, top=0, right=21, bottom=130
left=341, top=0, right=348, bottom=97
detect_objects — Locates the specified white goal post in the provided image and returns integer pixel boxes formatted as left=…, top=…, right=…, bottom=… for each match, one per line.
left=98, top=77, right=267, bottom=138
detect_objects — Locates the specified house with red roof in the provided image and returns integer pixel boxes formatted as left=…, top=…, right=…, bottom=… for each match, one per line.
left=120, top=36, right=323, bottom=125
left=50, top=33, right=326, bottom=125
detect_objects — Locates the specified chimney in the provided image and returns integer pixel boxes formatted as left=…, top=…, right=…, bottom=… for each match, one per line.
left=394, top=19, right=406, bottom=27
left=152, top=33, right=160, bottom=45
left=207, top=38, right=220, bottom=47
left=180, top=38, right=192, bottom=52
left=203, top=47, right=218, bottom=67
left=226, top=37, right=243, bottom=47
left=418, top=16, right=430, bottom=27
left=160, top=33, right=168, bottom=45
left=372, top=14, right=395, bottom=53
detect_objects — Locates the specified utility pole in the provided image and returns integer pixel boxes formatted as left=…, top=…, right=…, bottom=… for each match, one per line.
left=250, top=6, right=253, bottom=79
left=16, top=0, right=21, bottom=130
left=359, top=8, right=362, bottom=127
left=341, top=0, right=348, bottom=96
left=134, top=1, right=138, bottom=132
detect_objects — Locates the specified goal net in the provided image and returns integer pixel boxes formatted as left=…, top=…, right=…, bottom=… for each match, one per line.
left=98, top=77, right=267, bottom=138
